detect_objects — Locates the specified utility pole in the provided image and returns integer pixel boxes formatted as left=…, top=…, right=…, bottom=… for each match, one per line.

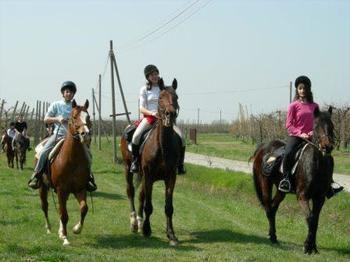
left=92, top=88, right=96, bottom=144
left=109, top=40, right=118, bottom=163
left=289, top=81, right=292, bottom=103
left=197, top=108, right=199, bottom=125
left=98, top=74, right=102, bottom=150
left=219, top=110, right=222, bottom=124
left=111, top=50, right=131, bottom=124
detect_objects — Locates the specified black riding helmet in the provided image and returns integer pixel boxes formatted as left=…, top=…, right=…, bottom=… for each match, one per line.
left=295, top=75, right=311, bottom=89
left=144, top=65, right=159, bottom=79
left=61, top=81, right=77, bottom=94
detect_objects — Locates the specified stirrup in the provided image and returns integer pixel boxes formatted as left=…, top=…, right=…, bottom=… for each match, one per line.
left=28, top=176, right=40, bottom=189
left=278, top=178, right=291, bottom=192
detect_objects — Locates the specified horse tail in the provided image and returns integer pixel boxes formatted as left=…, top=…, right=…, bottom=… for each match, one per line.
left=250, top=143, right=265, bottom=206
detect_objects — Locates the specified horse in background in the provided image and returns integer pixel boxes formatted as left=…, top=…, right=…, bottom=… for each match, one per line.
left=13, top=133, right=28, bottom=170
left=120, top=78, right=181, bottom=246
left=38, top=100, right=92, bottom=246
left=250, top=107, right=335, bottom=254
left=2, top=132, right=16, bottom=168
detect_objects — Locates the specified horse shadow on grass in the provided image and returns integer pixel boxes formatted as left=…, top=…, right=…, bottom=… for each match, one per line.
left=93, top=191, right=125, bottom=200
left=88, top=234, right=200, bottom=252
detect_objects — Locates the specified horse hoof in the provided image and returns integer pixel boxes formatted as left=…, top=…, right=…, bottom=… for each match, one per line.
left=169, top=239, right=178, bottom=247
left=130, top=224, right=138, bottom=233
left=63, top=238, right=70, bottom=246
left=73, top=223, right=82, bottom=234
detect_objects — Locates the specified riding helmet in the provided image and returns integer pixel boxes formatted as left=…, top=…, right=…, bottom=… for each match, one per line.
left=61, top=81, right=77, bottom=94
left=295, top=75, right=311, bottom=89
left=144, top=64, right=159, bottom=79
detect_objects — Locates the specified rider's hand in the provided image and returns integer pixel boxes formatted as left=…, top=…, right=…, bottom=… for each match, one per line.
left=300, top=133, right=309, bottom=139
left=151, top=112, right=158, bottom=117
left=57, top=116, right=67, bottom=124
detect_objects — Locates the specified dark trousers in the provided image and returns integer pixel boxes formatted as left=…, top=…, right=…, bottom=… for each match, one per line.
left=282, top=136, right=304, bottom=176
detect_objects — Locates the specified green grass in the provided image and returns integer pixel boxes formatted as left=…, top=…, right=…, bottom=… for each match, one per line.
left=186, top=133, right=350, bottom=175
left=0, top=138, right=349, bottom=261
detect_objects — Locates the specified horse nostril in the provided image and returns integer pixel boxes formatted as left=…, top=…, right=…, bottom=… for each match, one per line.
left=81, top=132, right=85, bottom=136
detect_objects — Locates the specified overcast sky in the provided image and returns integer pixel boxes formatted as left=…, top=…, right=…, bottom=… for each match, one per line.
left=1, top=0, right=349, bottom=123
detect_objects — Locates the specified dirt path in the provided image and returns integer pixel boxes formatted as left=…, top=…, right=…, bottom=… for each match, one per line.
left=185, top=152, right=350, bottom=192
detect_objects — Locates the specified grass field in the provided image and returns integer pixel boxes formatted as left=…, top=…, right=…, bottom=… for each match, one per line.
left=186, top=133, right=350, bottom=175
left=0, top=140, right=349, bottom=261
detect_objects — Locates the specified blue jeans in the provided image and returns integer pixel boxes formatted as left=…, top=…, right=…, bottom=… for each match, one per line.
left=34, top=134, right=64, bottom=173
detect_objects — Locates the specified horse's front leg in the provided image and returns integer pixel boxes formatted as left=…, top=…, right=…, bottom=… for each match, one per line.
left=165, top=174, right=178, bottom=246
left=137, top=185, right=145, bottom=234
left=57, top=189, right=70, bottom=246
left=73, top=191, right=88, bottom=235
left=302, top=197, right=325, bottom=254
left=142, top=179, right=153, bottom=237
left=39, top=185, right=51, bottom=234
left=298, top=195, right=316, bottom=254
left=15, top=152, right=18, bottom=169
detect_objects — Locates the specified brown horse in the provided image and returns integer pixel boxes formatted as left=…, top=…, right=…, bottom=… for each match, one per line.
left=39, top=100, right=91, bottom=246
left=3, top=132, right=16, bottom=168
left=120, top=78, right=181, bottom=246
left=13, top=133, right=28, bottom=170
left=251, top=107, right=335, bottom=254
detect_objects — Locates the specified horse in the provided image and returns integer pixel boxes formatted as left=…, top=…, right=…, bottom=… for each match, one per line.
left=38, top=99, right=92, bottom=246
left=250, top=106, right=335, bottom=254
left=2, top=132, right=16, bottom=168
left=13, top=133, right=28, bottom=170
left=120, top=78, right=181, bottom=246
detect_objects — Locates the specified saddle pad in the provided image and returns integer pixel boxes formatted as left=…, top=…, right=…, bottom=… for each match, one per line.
left=48, top=139, right=65, bottom=161
left=34, top=138, right=49, bottom=159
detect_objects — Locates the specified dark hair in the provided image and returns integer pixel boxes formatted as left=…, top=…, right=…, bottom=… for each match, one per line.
left=10, top=122, right=15, bottom=126
left=294, top=76, right=314, bottom=103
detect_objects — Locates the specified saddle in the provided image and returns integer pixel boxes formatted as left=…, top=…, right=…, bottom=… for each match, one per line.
left=262, top=141, right=309, bottom=176
left=122, top=123, right=153, bottom=154
left=35, top=138, right=65, bottom=162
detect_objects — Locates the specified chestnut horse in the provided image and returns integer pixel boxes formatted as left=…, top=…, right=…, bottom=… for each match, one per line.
left=120, top=79, right=181, bottom=246
left=251, top=107, right=335, bottom=254
left=39, top=100, right=91, bottom=246
left=3, top=132, right=16, bottom=168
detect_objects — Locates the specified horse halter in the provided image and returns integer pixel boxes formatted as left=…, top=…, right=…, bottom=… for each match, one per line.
left=158, top=91, right=179, bottom=127
left=68, top=110, right=91, bottom=144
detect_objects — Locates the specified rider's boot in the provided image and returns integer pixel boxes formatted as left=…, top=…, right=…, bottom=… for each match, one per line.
left=87, top=172, right=97, bottom=192
left=130, top=143, right=140, bottom=173
left=326, top=182, right=344, bottom=199
left=177, top=146, right=186, bottom=175
left=28, top=172, right=41, bottom=189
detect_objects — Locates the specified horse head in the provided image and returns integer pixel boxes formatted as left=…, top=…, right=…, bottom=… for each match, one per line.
left=69, top=100, right=92, bottom=144
left=158, top=78, right=179, bottom=127
left=313, top=106, right=335, bottom=154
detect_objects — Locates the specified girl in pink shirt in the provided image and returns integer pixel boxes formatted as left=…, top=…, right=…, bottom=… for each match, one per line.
left=278, top=76, right=343, bottom=196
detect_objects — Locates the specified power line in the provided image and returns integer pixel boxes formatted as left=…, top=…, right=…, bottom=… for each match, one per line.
left=182, top=85, right=288, bottom=95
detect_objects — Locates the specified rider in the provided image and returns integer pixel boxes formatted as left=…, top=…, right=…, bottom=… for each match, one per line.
left=130, top=64, right=186, bottom=174
left=4, top=122, right=16, bottom=151
left=28, top=81, right=97, bottom=191
left=13, top=115, right=31, bottom=151
left=278, top=75, right=344, bottom=197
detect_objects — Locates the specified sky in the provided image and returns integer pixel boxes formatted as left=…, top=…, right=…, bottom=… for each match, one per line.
left=0, top=0, right=349, bottom=123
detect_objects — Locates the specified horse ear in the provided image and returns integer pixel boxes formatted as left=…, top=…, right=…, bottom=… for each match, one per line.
left=84, top=99, right=89, bottom=110
left=328, top=106, right=333, bottom=116
left=158, top=78, right=165, bottom=90
left=72, top=99, right=77, bottom=108
left=313, top=107, right=320, bottom=118
left=172, top=78, right=177, bottom=90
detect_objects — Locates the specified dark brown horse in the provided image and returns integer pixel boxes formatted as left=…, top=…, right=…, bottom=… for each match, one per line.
left=13, top=133, right=28, bottom=170
left=39, top=100, right=91, bottom=246
left=251, top=107, right=335, bottom=254
left=120, top=78, right=181, bottom=246
left=3, top=132, right=16, bottom=168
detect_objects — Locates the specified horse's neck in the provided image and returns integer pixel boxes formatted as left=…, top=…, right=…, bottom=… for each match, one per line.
left=61, top=133, right=85, bottom=156
left=157, top=122, right=174, bottom=156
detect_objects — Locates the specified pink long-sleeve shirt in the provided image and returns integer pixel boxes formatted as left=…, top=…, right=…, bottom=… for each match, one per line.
left=285, top=100, right=319, bottom=137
